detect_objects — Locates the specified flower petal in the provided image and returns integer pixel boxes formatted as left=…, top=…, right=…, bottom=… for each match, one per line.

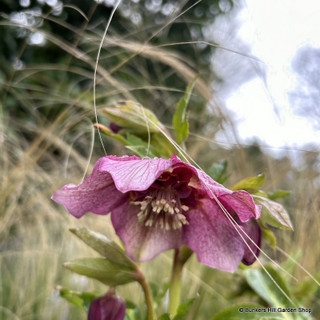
left=183, top=198, right=247, bottom=272
left=196, top=169, right=232, bottom=197
left=52, top=158, right=127, bottom=218
left=111, top=201, right=183, bottom=261
left=219, top=190, right=261, bottom=222
left=240, top=218, right=262, bottom=265
left=99, top=156, right=178, bottom=192
left=193, top=169, right=261, bottom=222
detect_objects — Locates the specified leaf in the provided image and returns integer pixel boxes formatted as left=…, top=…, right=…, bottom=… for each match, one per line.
left=159, top=314, right=171, bottom=320
left=244, top=266, right=313, bottom=320
left=70, top=228, right=136, bottom=270
left=125, top=300, right=142, bottom=320
left=103, top=101, right=164, bottom=134
left=208, top=160, right=231, bottom=184
left=172, top=78, right=197, bottom=144
left=294, top=275, right=320, bottom=303
left=260, top=225, right=277, bottom=248
left=211, top=304, right=284, bottom=320
left=231, top=174, right=265, bottom=193
left=244, top=265, right=292, bottom=308
left=173, top=298, right=196, bottom=320
left=57, top=287, right=100, bottom=311
left=125, top=133, right=158, bottom=157
left=253, top=196, right=294, bottom=230
left=311, top=285, right=320, bottom=317
left=267, top=190, right=291, bottom=201
left=150, top=281, right=170, bottom=307
left=64, top=258, right=138, bottom=286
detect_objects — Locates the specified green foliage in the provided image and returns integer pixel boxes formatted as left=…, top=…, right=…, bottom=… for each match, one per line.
left=58, top=287, right=100, bottom=312
left=173, top=78, right=197, bottom=144
left=244, top=265, right=291, bottom=308
left=69, top=228, right=136, bottom=269
left=158, top=298, right=196, bottom=320
left=64, top=258, right=138, bottom=286
left=125, top=300, right=142, bottom=320
left=208, top=160, right=230, bottom=184
left=150, top=281, right=170, bottom=308
left=211, top=304, right=284, bottom=320
left=244, top=265, right=313, bottom=320
left=261, top=225, right=277, bottom=248
left=125, top=133, right=158, bottom=158
left=231, top=173, right=265, bottom=193
left=267, top=190, right=291, bottom=201
left=254, top=196, right=294, bottom=230
left=173, top=297, right=197, bottom=320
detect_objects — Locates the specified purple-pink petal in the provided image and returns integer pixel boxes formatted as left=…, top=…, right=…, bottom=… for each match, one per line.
left=183, top=199, right=246, bottom=272
left=240, top=218, right=262, bottom=265
left=192, top=167, right=261, bottom=221
left=111, top=201, right=183, bottom=261
left=51, top=159, right=125, bottom=218
left=52, top=155, right=178, bottom=218
left=219, top=190, right=261, bottom=222
left=99, top=156, right=178, bottom=193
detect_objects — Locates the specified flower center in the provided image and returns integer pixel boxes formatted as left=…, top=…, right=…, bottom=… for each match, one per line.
left=131, top=188, right=189, bottom=230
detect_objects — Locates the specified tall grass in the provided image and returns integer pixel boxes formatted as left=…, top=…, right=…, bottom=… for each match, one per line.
left=1, top=1, right=319, bottom=319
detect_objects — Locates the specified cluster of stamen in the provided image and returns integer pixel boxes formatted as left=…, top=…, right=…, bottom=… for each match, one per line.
left=131, top=189, right=189, bottom=230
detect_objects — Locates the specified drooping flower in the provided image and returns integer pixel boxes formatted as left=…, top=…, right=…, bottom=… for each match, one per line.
left=88, top=291, right=126, bottom=320
left=52, top=155, right=261, bottom=272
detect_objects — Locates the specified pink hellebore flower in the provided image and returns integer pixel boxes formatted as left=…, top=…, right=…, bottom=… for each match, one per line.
left=52, top=155, right=261, bottom=272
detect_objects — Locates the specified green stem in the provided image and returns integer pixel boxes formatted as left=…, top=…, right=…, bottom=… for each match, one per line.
left=168, top=246, right=193, bottom=316
left=137, top=269, right=156, bottom=320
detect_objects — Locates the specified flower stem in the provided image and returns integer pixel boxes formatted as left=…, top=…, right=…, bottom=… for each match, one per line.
left=168, top=246, right=193, bottom=316
left=137, top=269, right=156, bottom=320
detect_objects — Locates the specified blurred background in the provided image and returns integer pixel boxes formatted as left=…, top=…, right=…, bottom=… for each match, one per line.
left=0, top=0, right=319, bottom=319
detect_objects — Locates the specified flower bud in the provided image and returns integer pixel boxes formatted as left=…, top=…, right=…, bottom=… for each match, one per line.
left=88, top=291, right=126, bottom=320
left=103, top=101, right=166, bottom=134
left=109, top=122, right=122, bottom=134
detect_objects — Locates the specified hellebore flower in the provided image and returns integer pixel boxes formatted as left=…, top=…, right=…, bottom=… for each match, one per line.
left=52, top=155, right=261, bottom=272
left=88, top=291, right=126, bottom=320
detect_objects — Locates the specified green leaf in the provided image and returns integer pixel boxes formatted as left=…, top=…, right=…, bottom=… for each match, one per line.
left=173, top=298, right=196, bottom=320
left=244, top=266, right=313, bottom=320
left=208, top=160, right=231, bottom=184
left=103, top=101, right=164, bottom=134
left=57, top=287, right=100, bottom=311
left=261, top=225, right=277, bottom=248
left=150, top=281, right=170, bottom=307
left=159, top=314, right=171, bottom=320
left=311, top=285, right=320, bottom=316
left=64, top=258, right=138, bottom=286
left=267, top=190, right=291, bottom=201
left=125, top=133, right=158, bottom=157
left=211, top=304, right=284, bottom=320
left=253, top=196, right=294, bottom=230
left=294, top=275, right=320, bottom=303
left=70, top=228, right=136, bottom=269
left=172, top=78, right=197, bottom=144
left=231, top=174, right=265, bottom=193
left=125, top=300, right=142, bottom=320
left=244, top=265, right=292, bottom=308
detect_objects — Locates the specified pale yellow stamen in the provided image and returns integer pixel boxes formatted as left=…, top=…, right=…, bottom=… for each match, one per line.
left=131, top=188, right=190, bottom=230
